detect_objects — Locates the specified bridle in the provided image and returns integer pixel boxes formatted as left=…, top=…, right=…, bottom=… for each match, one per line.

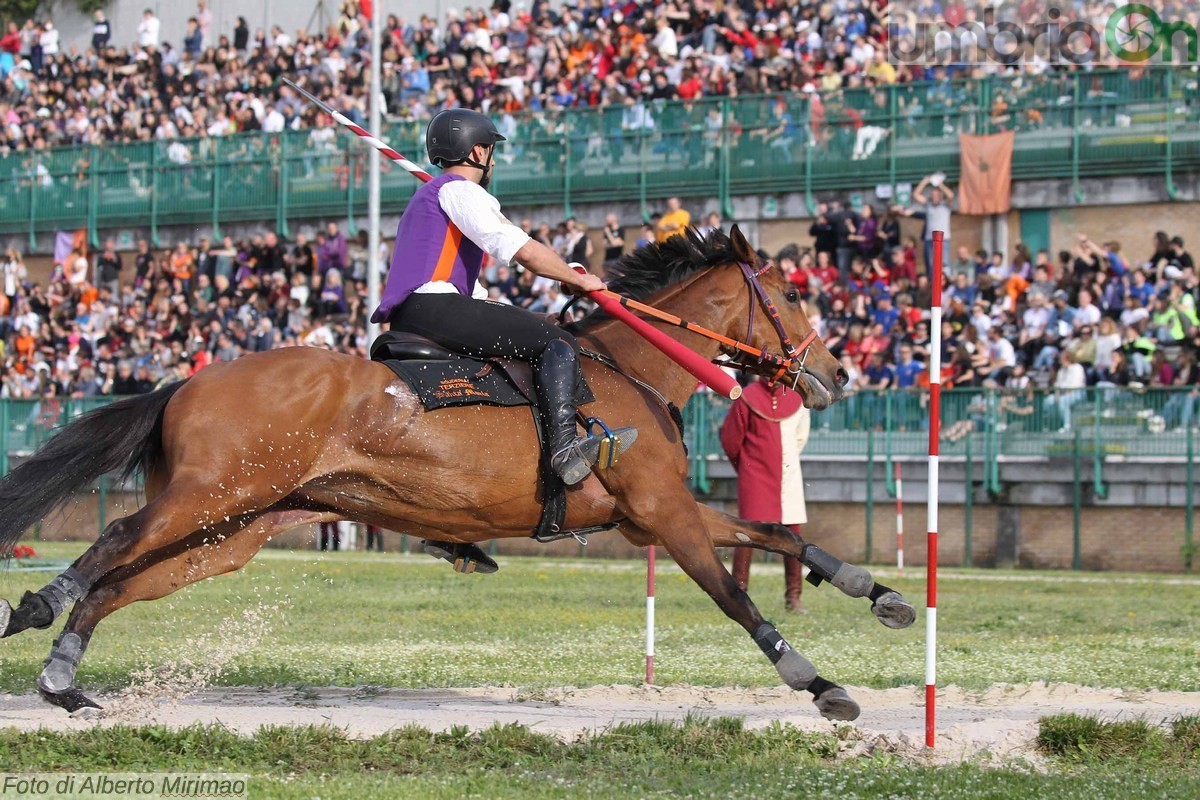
left=721, top=260, right=821, bottom=389
left=560, top=256, right=822, bottom=390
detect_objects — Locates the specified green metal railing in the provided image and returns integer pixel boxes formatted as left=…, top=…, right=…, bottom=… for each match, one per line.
left=3, top=67, right=1198, bottom=242
left=1, top=388, right=1193, bottom=567
left=686, top=386, right=1200, bottom=462
left=684, top=386, right=1198, bottom=569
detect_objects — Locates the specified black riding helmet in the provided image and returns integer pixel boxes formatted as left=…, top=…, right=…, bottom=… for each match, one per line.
left=426, top=108, right=506, bottom=168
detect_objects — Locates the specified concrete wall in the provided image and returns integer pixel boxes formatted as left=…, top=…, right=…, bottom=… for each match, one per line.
left=1047, top=201, right=1200, bottom=263
left=28, top=473, right=1194, bottom=574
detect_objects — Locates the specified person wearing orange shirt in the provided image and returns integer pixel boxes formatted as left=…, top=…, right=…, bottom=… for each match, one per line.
left=169, top=242, right=195, bottom=294
left=14, top=325, right=36, bottom=361
left=655, top=196, right=690, bottom=243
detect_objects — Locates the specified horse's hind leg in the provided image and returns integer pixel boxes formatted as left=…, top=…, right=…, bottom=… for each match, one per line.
left=1, top=476, right=287, bottom=639
left=36, top=509, right=330, bottom=713
left=613, top=483, right=860, bottom=721
left=695, top=505, right=916, bottom=630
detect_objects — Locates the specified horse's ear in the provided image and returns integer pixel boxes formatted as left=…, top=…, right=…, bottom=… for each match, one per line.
left=729, top=224, right=757, bottom=265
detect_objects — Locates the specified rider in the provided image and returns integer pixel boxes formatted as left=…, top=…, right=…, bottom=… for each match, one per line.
left=373, top=109, right=638, bottom=568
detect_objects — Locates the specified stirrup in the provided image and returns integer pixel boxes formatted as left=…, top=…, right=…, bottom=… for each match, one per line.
left=421, top=541, right=498, bottom=574
left=551, top=422, right=638, bottom=485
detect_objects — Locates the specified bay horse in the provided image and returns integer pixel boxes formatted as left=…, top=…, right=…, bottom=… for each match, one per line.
left=0, top=227, right=914, bottom=718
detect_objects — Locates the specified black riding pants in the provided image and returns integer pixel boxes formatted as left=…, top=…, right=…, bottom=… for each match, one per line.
left=388, top=292, right=580, bottom=365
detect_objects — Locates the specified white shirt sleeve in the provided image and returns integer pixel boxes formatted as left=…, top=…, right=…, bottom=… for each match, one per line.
left=438, top=179, right=530, bottom=266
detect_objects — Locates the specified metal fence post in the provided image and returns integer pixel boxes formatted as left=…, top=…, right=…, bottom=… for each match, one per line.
left=720, top=97, right=734, bottom=219
left=638, top=119, right=649, bottom=223
left=344, top=135, right=356, bottom=234
left=804, top=128, right=816, bottom=215
left=885, top=391, right=896, bottom=497
left=1071, top=77, right=1084, bottom=202
left=87, top=145, right=100, bottom=248
left=150, top=144, right=160, bottom=247
left=1187, top=426, right=1195, bottom=572
left=211, top=137, right=223, bottom=240
left=1165, top=69, right=1178, bottom=200
left=27, top=163, right=38, bottom=250
left=1093, top=389, right=1108, bottom=500
left=693, top=397, right=711, bottom=495
left=987, top=389, right=1002, bottom=496
left=278, top=133, right=291, bottom=239
left=563, top=115, right=573, bottom=219
left=1080, top=429, right=1089, bottom=573
left=887, top=84, right=898, bottom=196
left=865, top=429, right=874, bottom=563
left=964, top=429, right=973, bottom=568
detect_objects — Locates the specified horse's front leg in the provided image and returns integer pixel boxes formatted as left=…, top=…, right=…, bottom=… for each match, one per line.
left=695, top=505, right=916, bottom=630
left=617, top=492, right=860, bottom=721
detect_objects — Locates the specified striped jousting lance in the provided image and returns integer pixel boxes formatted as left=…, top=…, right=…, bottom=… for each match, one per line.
left=282, top=79, right=432, bottom=182
left=283, top=78, right=742, bottom=400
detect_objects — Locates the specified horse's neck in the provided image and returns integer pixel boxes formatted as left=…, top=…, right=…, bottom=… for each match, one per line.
left=581, top=278, right=738, bottom=409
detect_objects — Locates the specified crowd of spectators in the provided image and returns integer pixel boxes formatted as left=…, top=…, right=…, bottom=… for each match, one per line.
left=0, top=0, right=1193, bottom=431
left=777, top=175, right=1200, bottom=433
left=0, top=205, right=620, bottom=409
left=0, top=0, right=1163, bottom=158
left=1, top=175, right=1198, bottom=439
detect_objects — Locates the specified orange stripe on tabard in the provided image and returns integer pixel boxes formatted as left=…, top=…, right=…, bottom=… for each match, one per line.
left=431, top=224, right=464, bottom=283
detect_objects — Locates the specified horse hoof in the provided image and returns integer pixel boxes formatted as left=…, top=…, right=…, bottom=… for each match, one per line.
left=0, top=598, right=10, bottom=638
left=37, top=685, right=102, bottom=714
left=872, top=591, right=916, bottom=629
left=813, top=686, right=861, bottom=722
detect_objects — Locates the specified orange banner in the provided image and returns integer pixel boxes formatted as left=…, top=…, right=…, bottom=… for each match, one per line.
left=958, top=132, right=1014, bottom=215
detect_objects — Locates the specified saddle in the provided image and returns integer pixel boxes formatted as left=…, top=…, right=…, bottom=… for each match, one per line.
left=370, top=331, right=595, bottom=411
left=370, top=331, right=618, bottom=543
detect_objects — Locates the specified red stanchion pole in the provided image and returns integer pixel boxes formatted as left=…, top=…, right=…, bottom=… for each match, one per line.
left=646, top=545, right=656, bottom=684
left=926, top=231, right=944, bottom=749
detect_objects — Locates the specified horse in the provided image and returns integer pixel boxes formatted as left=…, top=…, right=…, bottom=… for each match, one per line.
left=0, top=226, right=914, bottom=718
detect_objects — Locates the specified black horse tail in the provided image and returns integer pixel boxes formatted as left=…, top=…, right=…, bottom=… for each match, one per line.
left=0, top=380, right=188, bottom=559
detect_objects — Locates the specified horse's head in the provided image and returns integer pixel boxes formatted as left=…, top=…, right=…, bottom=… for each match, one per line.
left=722, top=225, right=847, bottom=410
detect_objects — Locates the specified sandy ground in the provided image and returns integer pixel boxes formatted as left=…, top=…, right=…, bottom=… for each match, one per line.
left=2, top=683, right=1197, bottom=764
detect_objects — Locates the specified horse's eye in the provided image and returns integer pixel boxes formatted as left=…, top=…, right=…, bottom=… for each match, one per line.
left=784, top=289, right=800, bottom=303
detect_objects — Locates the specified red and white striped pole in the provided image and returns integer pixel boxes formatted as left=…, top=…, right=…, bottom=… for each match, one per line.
left=926, top=230, right=944, bottom=749
left=895, top=462, right=904, bottom=576
left=646, top=545, right=656, bottom=684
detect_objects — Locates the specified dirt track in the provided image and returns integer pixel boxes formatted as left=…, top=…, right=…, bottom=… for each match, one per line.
left=3, top=683, right=1197, bottom=763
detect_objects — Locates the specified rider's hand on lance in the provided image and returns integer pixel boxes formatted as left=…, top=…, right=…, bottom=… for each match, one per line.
left=571, top=269, right=606, bottom=294
left=560, top=262, right=606, bottom=295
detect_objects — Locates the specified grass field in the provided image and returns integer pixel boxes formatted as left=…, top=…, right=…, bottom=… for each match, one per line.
left=1, top=543, right=1197, bottom=694
left=1, top=716, right=1198, bottom=799
left=1, top=542, right=1198, bottom=799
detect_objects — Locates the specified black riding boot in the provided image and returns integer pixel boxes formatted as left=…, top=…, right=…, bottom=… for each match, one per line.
left=537, top=339, right=638, bottom=485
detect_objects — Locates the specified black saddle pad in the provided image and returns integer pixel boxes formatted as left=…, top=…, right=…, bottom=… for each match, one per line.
left=381, top=358, right=531, bottom=411
left=371, top=331, right=595, bottom=412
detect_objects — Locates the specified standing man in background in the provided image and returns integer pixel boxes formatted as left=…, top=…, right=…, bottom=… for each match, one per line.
left=602, top=213, right=625, bottom=266
left=902, top=172, right=955, bottom=274
left=720, top=376, right=812, bottom=612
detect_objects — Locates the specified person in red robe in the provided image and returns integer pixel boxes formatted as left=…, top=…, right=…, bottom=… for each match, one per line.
left=720, top=376, right=812, bottom=612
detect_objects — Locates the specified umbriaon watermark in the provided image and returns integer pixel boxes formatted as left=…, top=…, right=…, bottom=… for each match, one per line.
left=887, top=2, right=1200, bottom=66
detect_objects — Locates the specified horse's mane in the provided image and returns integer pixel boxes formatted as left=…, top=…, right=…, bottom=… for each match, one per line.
left=571, top=227, right=738, bottom=332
